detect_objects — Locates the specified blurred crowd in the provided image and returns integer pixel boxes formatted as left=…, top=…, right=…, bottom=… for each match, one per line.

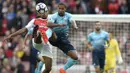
left=0, top=0, right=36, bottom=73
left=0, top=28, right=31, bottom=73
left=0, top=0, right=130, bottom=34
left=38, top=0, right=130, bottom=14
left=0, top=0, right=130, bottom=73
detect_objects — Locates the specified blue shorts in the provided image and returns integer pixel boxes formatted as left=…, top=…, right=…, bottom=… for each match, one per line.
left=49, top=33, right=75, bottom=54
left=30, top=48, right=40, bottom=65
left=92, top=49, right=105, bottom=70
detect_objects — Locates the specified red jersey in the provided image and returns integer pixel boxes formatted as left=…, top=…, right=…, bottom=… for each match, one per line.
left=34, top=18, right=49, bottom=44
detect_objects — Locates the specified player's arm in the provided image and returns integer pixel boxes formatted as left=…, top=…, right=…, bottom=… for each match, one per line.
left=4, top=19, right=35, bottom=41
left=47, top=15, right=65, bottom=28
left=70, top=19, right=78, bottom=29
left=47, top=22, right=65, bottom=28
left=4, top=28, right=28, bottom=41
left=104, top=32, right=110, bottom=48
left=68, top=14, right=78, bottom=29
left=87, top=34, right=93, bottom=51
left=49, top=32, right=57, bottom=41
left=115, top=40, right=121, bottom=56
left=105, top=40, right=110, bottom=48
left=87, top=42, right=93, bottom=52
left=115, top=40, right=123, bottom=64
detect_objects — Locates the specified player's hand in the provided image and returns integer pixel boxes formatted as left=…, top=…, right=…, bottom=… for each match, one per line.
left=74, top=27, right=78, bottom=30
left=75, top=27, right=78, bottom=29
left=3, top=35, right=12, bottom=42
left=104, top=44, right=109, bottom=49
left=117, top=56, right=123, bottom=64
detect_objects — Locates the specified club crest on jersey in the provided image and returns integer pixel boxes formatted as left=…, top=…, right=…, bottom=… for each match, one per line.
left=39, top=25, right=47, bottom=28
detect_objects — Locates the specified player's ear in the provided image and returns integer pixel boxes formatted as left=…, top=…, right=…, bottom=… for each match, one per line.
left=64, top=7, right=67, bottom=11
left=57, top=5, right=60, bottom=10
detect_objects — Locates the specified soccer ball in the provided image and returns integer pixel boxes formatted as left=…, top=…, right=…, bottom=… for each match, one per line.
left=36, top=3, right=48, bottom=14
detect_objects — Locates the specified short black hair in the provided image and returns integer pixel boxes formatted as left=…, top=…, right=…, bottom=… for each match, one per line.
left=95, top=21, right=101, bottom=25
left=108, top=31, right=114, bottom=35
left=58, top=2, right=67, bottom=8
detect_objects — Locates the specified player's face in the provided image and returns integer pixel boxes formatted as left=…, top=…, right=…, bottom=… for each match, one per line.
left=38, top=11, right=48, bottom=19
left=58, top=5, right=66, bottom=16
left=95, top=23, right=101, bottom=31
left=109, top=33, right=113, bottom=39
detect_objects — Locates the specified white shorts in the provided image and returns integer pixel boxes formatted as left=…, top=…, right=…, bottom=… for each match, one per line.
left=32, top=38, right=53, bottom=58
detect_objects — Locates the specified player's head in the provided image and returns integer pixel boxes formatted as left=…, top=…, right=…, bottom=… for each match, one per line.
left=95, top=22, right=102, bottom=32
left=109, top=31, right=114, bottom=39
left=36, top=3, right=48, bottom=19
left=57, top=2, right=67, bottom=16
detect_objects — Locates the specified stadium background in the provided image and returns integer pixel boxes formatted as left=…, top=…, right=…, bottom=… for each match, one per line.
left=0, top=0, right=130, bottom=73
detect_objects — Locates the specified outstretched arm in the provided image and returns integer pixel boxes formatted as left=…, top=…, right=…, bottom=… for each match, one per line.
left=115, top=40, right=123, bottom=64
left=87, top=42, right=93, bottom=52
left=87, top=34, right=93, bottom=52
left=47, top=15, right=65, bottom=28
left=4, top=28, right=28, bottom=41
left=4, top=19, right=35, bottom=41
left=47, top=22, right=65, bottom=28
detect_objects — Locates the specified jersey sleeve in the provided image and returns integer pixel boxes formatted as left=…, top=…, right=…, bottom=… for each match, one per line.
left=115, top=40, right=121, bottom=57
left=67, top=13, right=72, bottom=23
left=105, top=32, right=109, bottom=41
left=88, top=34, right=92, bottom=43
left=50, top=14, right=56, bottom=23
left=48, top=15, right=54, bottom=23
left=27, top=28, right=34, bottom=35
left=25, top=19, right=35, bottom=31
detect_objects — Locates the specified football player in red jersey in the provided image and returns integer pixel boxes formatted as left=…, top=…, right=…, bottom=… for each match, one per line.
left=4, top=3, right=64, bottom=73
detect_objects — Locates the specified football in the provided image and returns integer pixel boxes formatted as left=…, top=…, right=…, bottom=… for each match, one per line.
left=36, top=3, right=48, bottom=14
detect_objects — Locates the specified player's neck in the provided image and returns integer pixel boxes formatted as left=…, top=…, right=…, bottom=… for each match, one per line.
left=42, top=15, right=47, bottom=19
left=95, top=30, right=101, bottom=33
left=58, top=13, right=65, bottom=16
left=110, top=37, right=114, bottom=40
left=36, top=15, right=47, bottom=19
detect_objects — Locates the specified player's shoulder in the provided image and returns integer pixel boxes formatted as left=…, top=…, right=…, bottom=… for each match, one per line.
left=29, top=28, right=34, bottom=31
left=101, top=30, right=109, bottom=35
left=65, top=12, right=72, bottom=17
left=51, top=12, right=58, bottom=17
left=47, top=15, right=53, bottom=23
left=31, top=18, right=43, bottom=24
left=29, top=19, right=35, bottom=22
left=27, top=19, right=35, bottom=25
left=50, top=12, right=59, bottom=20
left=27, top=28, right=34, bottom=35
left=88, top=31, right=95, bottom=37
left=112, top=39, right=118, bottom=43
